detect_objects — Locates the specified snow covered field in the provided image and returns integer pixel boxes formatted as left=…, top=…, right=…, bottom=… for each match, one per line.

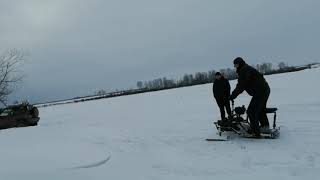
left=1, top=67, right=320, bottom=180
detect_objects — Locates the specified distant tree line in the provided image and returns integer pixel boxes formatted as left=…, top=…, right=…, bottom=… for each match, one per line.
left=36, top=62, right=317, bottom=108
left=136, top=62, right=291, bottom=90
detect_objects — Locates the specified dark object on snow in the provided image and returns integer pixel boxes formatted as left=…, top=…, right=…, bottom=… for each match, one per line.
left=213, top=75, right=231, bottom=120
left=0, top=103, right=40, bottom=130
left=213, top=102, right=280, bottom=139
left=230, top=58, right=271, bottom=136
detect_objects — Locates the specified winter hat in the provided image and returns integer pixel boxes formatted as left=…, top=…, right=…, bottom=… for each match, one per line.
left=215, top=72, right=222, bottom=76
left=233, top=57, right=246, bottom=66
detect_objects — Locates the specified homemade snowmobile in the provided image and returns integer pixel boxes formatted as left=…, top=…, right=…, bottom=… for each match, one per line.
left=207, top=103, right=280, bottom=141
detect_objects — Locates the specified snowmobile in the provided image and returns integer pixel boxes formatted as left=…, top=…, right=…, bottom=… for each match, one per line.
left=207, top=102, right=280, bottom=141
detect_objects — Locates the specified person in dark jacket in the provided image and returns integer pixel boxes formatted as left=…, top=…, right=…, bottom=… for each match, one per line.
left=230, top=57, right=270, bottom=137
left=213, top=72, right=232, bottom=121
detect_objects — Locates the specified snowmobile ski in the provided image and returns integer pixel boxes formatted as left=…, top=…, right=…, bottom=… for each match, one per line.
left=206, top=137, right=229, bottom=141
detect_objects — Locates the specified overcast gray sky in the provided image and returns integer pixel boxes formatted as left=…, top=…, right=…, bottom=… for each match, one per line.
left=1, top=0, right=319, bottom=103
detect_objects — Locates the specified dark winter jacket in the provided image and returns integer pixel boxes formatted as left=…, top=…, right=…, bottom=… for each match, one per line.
left=213, top=77, right=231, bottom=101
left=230, top=63, right=269, bottom=99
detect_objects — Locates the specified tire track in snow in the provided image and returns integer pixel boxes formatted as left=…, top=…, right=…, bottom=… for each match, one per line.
left=71, top=155, right=111, bottom=169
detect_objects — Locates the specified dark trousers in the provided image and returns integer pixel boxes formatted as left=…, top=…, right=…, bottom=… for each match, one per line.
left=216, top=99, right=232, bottom=120
left=247, top=86, right=270, bottom=135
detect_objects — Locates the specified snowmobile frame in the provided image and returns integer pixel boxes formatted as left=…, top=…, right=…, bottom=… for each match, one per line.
left=213, top=102, right=280, bottom=139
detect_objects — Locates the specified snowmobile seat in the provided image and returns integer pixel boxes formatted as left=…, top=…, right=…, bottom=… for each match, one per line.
left=266, top=108, right=278, bottom=114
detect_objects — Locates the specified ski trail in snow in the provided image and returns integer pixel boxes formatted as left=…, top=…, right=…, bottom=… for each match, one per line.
left=71, top=155, right=111, bottom=170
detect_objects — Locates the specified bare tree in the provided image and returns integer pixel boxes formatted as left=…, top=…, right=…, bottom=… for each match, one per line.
left=137, top=81, right=143, bottom=89
left=95, top=89, right=107, bottom=96
left=0, top=49, right=24, bottom=106
left=278, top=62, right=287, bottom=70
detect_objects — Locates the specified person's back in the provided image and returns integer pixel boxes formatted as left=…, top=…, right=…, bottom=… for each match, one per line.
left=237, top=64, right=269, bottom=96
left=231, top=58, right=269, bottom=99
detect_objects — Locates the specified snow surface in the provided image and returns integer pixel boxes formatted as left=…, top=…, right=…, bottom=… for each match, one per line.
left=1, top=68, right=320, bottom=180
